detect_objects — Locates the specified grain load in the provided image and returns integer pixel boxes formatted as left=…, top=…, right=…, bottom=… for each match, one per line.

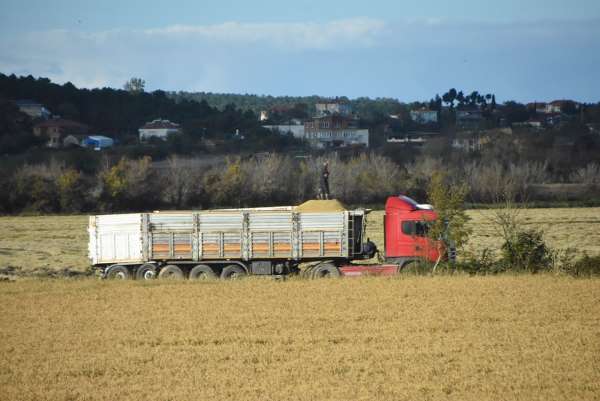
left=294, top=199, right=347, bottom=212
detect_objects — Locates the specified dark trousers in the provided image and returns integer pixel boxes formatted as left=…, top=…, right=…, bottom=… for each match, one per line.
left=320, top=180, right=330, bottom=199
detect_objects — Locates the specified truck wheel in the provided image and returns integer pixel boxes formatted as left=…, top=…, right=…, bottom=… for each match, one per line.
left=136, top=263, right=157, bottom=280
left=398, top=260, right=413, bottom=274
left=220, top=265, right=246, bottom=280
left=312, top=263, right=340, bottom=278
left=158, top=265, right=184, bottom=280
left=189, top=264, right=217, bottom=280
left=105, top=265, right=130, bottom=280
left=400, top=260, right=424, bottom=274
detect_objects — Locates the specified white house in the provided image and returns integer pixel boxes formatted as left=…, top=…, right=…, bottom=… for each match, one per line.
left=546, top=100, right=578, bottom=114
left=315, top=101, right=352, bottom=117
left=410, top=109, right=438, bottom=124
left=259, top=110, right=270, bottom=121
left=263, top=124, right=369, bottom=148
left=139, top=119, right=181, bottom=141
left=16, top=100, right=51, bottom=119
left=387, top=131, right=440, bottom=146
left=304, top=129, right=369, bottom=148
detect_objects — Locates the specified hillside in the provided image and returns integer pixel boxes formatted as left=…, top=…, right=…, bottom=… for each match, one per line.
left=0, top=73, right=296, bottom=155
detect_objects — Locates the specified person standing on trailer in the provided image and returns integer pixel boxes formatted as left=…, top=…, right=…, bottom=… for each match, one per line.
left=320, top=161, right=330, bottom=199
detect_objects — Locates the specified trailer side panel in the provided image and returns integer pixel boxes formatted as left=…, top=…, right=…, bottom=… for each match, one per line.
left=89, top=208, right=362, bottom=266
left=89, top=213, right=143, bottom=265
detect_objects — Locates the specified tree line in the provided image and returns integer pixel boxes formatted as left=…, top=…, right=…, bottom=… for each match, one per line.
left=0, top=73, right=302, bottom=155
left=1, top=152, right=598, bottom=215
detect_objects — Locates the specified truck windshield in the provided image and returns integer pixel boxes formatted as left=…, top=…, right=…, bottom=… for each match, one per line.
left=401, top=221, right=430, bottom=237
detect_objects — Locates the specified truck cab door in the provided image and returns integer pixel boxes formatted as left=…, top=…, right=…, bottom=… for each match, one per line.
left=401, top=220, right=434, bottom=260
left=399, top=220, right=420, bottom=257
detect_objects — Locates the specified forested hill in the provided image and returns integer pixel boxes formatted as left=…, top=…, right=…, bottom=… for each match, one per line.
left=169, top=91, right=409, bottom=118
left=1, top=73, right=274, bottom=137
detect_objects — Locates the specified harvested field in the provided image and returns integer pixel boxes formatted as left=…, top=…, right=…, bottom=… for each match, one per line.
left=0, top=277, right=598, bottom=400
left=0, top=215, right=89, bottom=274
left=0, top=207, right=599, bottom=274
left=463, top=208, right=600, bottom=257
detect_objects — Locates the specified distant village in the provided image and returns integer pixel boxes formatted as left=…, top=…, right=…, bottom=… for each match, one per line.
left=15, top=99, right=182, bottom=150
left=261, top=98, right=594, bottom=152
left=11, top=94, right=598, bottom=154
left=262, top=101, right=369, bottom=148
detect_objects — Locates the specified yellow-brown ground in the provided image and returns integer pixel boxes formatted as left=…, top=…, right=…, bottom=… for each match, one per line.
left=0, top=277, right=598, bottom=400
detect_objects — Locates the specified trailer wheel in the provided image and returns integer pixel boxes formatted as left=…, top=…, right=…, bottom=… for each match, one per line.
left=312, top=263, right=340, bottom=279
left=158, top=265, right=184, bottom=280
left=136, top=263, right=157, bottom=280
left=220, top=265, right=247, bottom=280
left=189, top=264, right=217, bottom=280
left=105, top=265, right=131, bottom=280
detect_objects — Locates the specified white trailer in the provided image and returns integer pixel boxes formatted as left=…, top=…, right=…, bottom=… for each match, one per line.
left=88, top=203, right=371, bottom=280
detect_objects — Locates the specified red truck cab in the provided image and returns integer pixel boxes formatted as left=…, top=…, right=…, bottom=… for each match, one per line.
left=339, top=195, right=447, bottom=276
left=384, top=195, right=444, bottom=266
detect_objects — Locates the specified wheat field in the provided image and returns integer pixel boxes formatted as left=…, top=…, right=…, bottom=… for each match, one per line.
left=1, top=207, right=599, bottom=274
left=0, top=277, right=599, bottom=400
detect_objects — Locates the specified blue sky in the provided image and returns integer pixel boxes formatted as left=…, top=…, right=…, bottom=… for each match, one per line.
left=1, top=0, right=599, bottom=102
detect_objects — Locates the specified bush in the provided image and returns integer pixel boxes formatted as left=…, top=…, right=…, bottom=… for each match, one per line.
left=99, top=157, right=162, bottom=211
left=500, top=228, right=552, bottom=273
left=57, top=168, right=88, bottom=212
left=563, top=254, right=600, bottom=277
left=11, top=164, right=60, bottom=213
left=456, top=249, right=503, bottom=275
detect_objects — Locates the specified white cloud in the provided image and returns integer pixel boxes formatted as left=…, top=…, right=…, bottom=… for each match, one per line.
left=0, top=18, right=388, bottom=90
left=0, top=17, right=598, bottom=100
left=143, top=18, right=387, bottom=50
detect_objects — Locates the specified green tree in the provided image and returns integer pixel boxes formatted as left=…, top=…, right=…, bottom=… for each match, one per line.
left=442, top=88, right=457, bottom=108
left=503, top=101, right=529, bottom=124
left=123, top=77, right=146, bottom=94
left=12, top=167, right=59, bottom=213
left=100, top=157, right=160, bottom=211
left=426, top=171, right=471, bottom=250
left=208, top=158, right=247, bottom=207
left=57, top=168, right=87, bottom=212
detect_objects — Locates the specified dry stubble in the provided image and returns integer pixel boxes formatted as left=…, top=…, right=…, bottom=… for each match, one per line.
left=0, top=277, right=598, bottom=400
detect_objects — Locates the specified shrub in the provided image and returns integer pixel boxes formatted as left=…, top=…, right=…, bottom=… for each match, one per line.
left=564, top=254, right=600, bottom=277
left=57, top=168, right=88, bottom=212
left=99, top=157, right=161, bottom=211
left=11, top=164, right=60, bottom=213
left=456, top=248, right=503, bottom=275
left=500, top=228, right=552, bottom=273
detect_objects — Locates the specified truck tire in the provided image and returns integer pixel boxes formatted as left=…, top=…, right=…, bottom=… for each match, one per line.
left=399, top=260, right=426, bottom=275
left=136, top=263, right=157, bottom=280
left=158, top=265, right=184, bottom=280
left=220, top=264, right=247, bottom=280
left=189, top=264, right=217, bottom=280
left=312, top=263, right=340, bottom=278
left=105, top=265, right=130, bottom=280
left=399, top=260, right=413, bottom=272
